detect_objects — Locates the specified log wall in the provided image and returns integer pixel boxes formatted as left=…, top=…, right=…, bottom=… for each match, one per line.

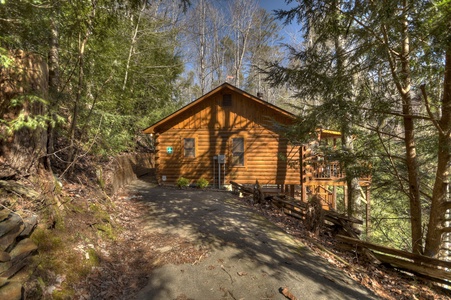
left=156, top=128, right=300, bottom=185
left=154, top=89, right=300, bottom=185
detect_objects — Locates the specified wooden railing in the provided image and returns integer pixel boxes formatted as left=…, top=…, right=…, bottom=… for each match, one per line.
left=230, top=183, right=451, bottom=287
left=337, top=235, right=451, bottom=285
left=304, top=160, right=371, bottom=185
left=314, top=185, right=334, bottom=209
left=304, top=161, right=344, bottom=180
left=317, top=161, right=343, bottom=178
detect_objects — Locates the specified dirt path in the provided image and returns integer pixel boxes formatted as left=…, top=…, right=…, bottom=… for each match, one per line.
left=123, top=177, right=379, bottom=300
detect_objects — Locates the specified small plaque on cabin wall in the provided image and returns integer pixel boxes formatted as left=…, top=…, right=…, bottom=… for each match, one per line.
left=166, top=147, right=173, bottom=154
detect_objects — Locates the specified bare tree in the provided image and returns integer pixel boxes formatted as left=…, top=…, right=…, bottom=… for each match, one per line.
left=228, top=0, right=258, bottom=88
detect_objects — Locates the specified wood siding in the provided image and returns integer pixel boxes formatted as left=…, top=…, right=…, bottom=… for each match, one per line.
left=158, top=92, right=291, bottom=132
left=156, top=129, right=300, bottom=185
left=153, top=88, right=300, bottom=185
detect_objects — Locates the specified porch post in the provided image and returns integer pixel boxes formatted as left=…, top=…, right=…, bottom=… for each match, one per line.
left=290, top=184, right=295, bottom=198
left=333, top=185, right=337, bottom=210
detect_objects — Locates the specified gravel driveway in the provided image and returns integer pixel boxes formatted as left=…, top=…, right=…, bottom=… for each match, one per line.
left=126, top=178, right=379, bottom=300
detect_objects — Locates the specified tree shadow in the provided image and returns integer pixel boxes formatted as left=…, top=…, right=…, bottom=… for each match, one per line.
left=127, top=179, right=378, bottom=300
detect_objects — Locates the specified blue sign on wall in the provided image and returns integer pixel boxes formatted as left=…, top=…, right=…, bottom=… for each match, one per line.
left=166, top=146, right=173, bottom=154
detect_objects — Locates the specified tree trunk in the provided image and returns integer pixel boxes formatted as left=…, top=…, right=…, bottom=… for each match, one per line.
left=424, top=49, right=451, bottom=258
left=399, top=9, right=423, bottom=254
left=48, top=15, right=60, bottom=92
left=0, top=51, right=49, bottom=176
left=343, top=134, right=362, bottom=229
left=46, top=5, right=60, bottom=171
left=402, top=98, right=423, bottom=255
left=123, top=3, right=146, bottom=91
left=67, top=33, right=89, bottom=166
left=382, top=2, right=423, bottom=254
left=199, top=0, right=207, bottom=94
left=332, top=7, right=362, bottom=226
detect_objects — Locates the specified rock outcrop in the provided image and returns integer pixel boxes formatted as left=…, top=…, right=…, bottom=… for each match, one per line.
left=0, top=208, right=37, bottom=300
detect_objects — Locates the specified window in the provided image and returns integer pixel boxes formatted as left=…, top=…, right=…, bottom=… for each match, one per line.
left=184, top=138, right=195, bottom=157
left=232, top=138, right=244, bottom=166
left=222, top=94, right=232, bottom=107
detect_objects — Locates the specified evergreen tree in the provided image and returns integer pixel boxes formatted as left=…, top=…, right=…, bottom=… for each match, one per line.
left=268, top=0, right=451, bottom=256
left=0, top=0, right=186, bottom=173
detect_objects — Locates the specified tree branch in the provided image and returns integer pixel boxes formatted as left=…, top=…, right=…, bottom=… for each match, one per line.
left=443, top=202, right=451, bottom=211
left=375, top=128, right=409, bottom=196
left=359, top=106, right=434, bottom=121
left=440, top=227, right=451, bottom=233
left=0, top=18, right=21, bottom=23
left=420, top=84, right=444, bottom=135
left=354, top=121, right=405, bottom=141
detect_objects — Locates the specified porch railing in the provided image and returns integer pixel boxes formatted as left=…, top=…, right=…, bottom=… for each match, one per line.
left=305, top=161, right=344, bottom=180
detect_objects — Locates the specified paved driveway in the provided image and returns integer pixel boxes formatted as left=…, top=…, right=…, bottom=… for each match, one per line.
left=128, top=178, right=379, bottom=300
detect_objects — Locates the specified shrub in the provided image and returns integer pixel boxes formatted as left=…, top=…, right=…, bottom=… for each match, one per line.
left=177, top=177, right=190, bottom=188
left=197, top=178, right=209, bottom=189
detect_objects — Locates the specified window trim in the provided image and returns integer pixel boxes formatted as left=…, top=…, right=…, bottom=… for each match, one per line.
left=231, top=137, right=245, bottom=167
left=183, top=137, right=196, bottom=158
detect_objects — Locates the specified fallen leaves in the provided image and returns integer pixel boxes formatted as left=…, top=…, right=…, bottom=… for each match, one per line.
left=237, top=195, right=451, bottom=300
left=69, top=187, right=211, bottom=299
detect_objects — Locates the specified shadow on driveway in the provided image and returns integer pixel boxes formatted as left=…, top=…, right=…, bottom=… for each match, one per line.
left=129, top=178, right=379, bottom=300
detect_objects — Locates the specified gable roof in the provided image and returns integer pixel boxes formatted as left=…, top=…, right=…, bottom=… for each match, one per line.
left=142, top=82, right=296, bottom=134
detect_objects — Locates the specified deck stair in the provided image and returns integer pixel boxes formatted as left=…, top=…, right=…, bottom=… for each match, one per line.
left=307, top=185, right=334, bottom=210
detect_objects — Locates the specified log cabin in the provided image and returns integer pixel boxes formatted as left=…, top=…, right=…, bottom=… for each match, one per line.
left=142, top=83, right=369, bottom=209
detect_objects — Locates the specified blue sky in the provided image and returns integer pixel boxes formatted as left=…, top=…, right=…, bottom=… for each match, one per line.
left=259, top=0, right=302, bottom=45
left=259, top=0, right=294, bottom=12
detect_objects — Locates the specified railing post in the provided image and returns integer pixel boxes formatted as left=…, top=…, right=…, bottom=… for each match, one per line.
left=366, top=186, right=371, bottom=238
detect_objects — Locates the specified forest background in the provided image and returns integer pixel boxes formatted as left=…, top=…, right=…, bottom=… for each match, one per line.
left=1, top=0, right=451, bottom=261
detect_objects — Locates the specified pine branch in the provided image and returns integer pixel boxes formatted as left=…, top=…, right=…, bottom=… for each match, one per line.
left=420, top=84, right=444, bottom=135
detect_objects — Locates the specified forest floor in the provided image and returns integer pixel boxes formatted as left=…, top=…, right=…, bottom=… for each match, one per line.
left=21, top=173, right=451, bottom=299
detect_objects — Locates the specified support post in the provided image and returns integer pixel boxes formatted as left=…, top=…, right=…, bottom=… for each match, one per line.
left=333, top=185, right=337, bottom=210
left=366, top=186, right=371, bottom=238
left=302, top=184, right=307, bottom=203
left=300, top=144, right=305, bottom=202
left=344, top=185, right=348, bottom=213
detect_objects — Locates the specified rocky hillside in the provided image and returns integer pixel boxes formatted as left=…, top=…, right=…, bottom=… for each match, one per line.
left=0, top=153, right=153, bottom=299
left=1, top=162, right=451, bottom=299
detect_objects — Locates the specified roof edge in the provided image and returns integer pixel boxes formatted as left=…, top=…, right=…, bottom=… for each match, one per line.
left=142, top=82, right=296, bottom=134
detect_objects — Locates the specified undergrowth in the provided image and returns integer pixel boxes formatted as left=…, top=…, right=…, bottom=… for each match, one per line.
left=24, top=176, right=120, bottom=299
